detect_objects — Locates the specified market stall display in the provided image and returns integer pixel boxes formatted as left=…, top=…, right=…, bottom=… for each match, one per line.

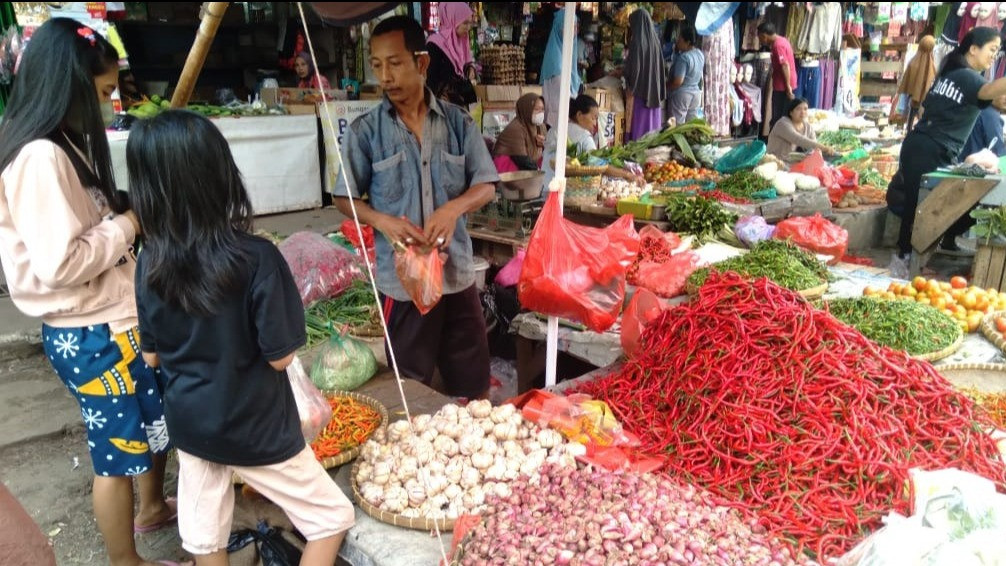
left=818, top=129, right=863, bottom=152
left=663, top=195, right=738, bottom=241
left=454, top=465, right=809, bottom=566
left=587, top=119, right=715, bottom=168
left=574, top=273, right=1006, bottom=561
left=304, top=280, right=382, bottom=348
left=687, top=239, right=829, bottom=296
left=352, top=401, right=584, bottom=529
left=310, top=391, right=387, bottom=468
left=826, top=297, right=963, bottom=360
left=865, top=276, right=1006, bottom=333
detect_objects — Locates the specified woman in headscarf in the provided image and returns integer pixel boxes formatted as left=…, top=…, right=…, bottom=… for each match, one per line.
left=624, top=8, right=667, bottom=141
left=492, top=93, right=547, bottom=172
left=540, top=8, right=582, bottom=129
left=426, top=2, right=478, bottom=107
left=294, top=51, right=331, bottom=90
left=890, top=35, right=937, bottom=131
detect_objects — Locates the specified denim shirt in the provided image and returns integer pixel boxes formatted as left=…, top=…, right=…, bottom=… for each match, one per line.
left=333, top=90, right=499, bottom=302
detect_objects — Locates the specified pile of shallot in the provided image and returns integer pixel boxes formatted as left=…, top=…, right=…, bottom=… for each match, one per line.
left=457, top=465, right=809, bottom=566
left=355, top=401, right=583, bottom=520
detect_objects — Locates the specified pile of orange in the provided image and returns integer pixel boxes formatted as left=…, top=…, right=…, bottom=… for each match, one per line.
left=863, top=276, right=1006, bottom=333
left=644, top=161, right=719, bottom=184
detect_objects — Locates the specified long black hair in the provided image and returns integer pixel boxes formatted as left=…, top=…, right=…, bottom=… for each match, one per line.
left=569, top=94, right=599, bottom=120
left=127, top=110, right=254, bottom=317
left=0, top=18, right=125, bottom=212
left=940, top=26, right=1001, bottom=76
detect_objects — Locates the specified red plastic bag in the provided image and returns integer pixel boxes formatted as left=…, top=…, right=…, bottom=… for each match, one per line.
left=279, top=232, right=364, bottom=306
left=634, top=251, right=700, bottom=299
left=394, top=245, right=446, bottom=315
left=518, top=192, right=640, bottom=332
left=340, top=220, right=376, bottom=265
left=621, top=288, right=667, bottom=358
left=774, top=213, right=849, bottom=264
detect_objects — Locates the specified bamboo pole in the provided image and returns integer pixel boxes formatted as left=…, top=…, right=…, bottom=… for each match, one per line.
left=170, top=2, right=230, bottom=108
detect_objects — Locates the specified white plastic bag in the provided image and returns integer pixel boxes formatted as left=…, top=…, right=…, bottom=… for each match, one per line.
left=287, top=356, right=332, bottom=442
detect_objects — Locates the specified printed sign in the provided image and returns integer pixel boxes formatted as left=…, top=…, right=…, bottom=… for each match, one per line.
left=837, top=48, right=862, bottom=118
left=321, top=100, right=381, bottom=193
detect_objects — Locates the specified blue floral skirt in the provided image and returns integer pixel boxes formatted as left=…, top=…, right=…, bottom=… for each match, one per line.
left=42, top=324, right=170, bottom=477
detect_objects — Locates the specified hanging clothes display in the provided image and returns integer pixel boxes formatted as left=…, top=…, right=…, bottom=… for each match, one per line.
left=739, top=79, right=763, bottom=124
left=939, top=3, right=965, bottom=45
left=910, top=2, right=932, bottom=22
left=819, top=57, right=837, bottom=110
left=788, top=4, right=809, bottom=52
left=802, top=2, right=843, bottom=55
left=959, top=2, right=980, bottom=40
left=702, top=22, right=736, bottom=137
left=794, top=59, right=822, bottom=108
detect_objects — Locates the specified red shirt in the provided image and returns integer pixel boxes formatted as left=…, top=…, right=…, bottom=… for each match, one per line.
left=770, top=36, right=798, bottom=92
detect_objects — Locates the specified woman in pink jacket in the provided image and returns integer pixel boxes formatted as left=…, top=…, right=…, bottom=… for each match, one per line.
left=0, top=19, right=183, bottom=566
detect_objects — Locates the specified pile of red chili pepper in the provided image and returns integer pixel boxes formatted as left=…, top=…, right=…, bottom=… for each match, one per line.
left=698, top=189, right=753, bottom=204
left=576, top=272, right=1006, bottom=562
left=626, top=227, right=680, bottom=286
left=310, top=395, right=383, bottom=461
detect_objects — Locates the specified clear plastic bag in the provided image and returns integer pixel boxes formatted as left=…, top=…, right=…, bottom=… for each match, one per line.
left=278, top=232, right=363, bottom=306
left=518, top=191, right=640, bottom=332
left=735, top=215, right=777, bottom=248
left=309, top=332, right=377, bottom=392
left=0, top=27, right=25, bottom=86
left=394, top=245, right=446, bottom=315
left=287, top=356, right=332, bottom=442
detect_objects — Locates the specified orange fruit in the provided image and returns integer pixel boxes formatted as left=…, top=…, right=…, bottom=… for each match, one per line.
left=996, top=316, right=1006, bottom=334
left=968, top=313, right=983, bottom=333
left=962, top=293, right=978, bottom=310
left=951, top=276, right=968, bottom=289
left=926, top=280, right=942, bottom=295
left=912, top=277, right=927, bottom=291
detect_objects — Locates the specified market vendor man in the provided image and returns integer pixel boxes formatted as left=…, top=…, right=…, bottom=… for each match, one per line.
left=332, top=15, right=498, bottom=400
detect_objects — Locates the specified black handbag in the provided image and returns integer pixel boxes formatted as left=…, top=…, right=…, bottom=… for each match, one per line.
left=227, top=521, right=303, bottom=566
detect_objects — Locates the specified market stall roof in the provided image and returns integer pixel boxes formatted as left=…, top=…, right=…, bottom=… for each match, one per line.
left=308, top=3, right=399, bottom=26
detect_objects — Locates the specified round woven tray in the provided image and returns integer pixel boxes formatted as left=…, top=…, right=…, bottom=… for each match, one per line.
left=565, top=164, right=608, bottom=177
left=981, top=311, right=1006, bottom=355
left=233, top=391, right=387, bottom=485
left=913, top=328, right=965, bottom=362
left=686, top=280, right=828, bottom=299
left=937, top=363, right=1006, bottom=394
left=351, top=460, right=457, bottom=531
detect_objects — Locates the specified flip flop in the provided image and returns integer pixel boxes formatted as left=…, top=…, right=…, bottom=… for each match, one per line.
left=135, top=497, right=178, bottom=534
left=157, top=561, right=194, bottom=566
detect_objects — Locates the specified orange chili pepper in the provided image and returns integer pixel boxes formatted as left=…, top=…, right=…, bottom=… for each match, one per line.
left=310, top=396, right=382, bottom=460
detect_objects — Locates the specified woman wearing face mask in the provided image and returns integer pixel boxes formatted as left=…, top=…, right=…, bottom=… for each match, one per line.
left=888, top=27, right=1006, bottom=273
left=426, top=2, right=478, bottom=107
left=542, top=94, right=642, bottom=194
left=0, top=19, right=182, bottom=566
left=492, top=94, right=547, bottom=172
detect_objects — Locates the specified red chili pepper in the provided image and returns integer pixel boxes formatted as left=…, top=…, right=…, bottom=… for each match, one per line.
left=574, top=272, right=1006, bottom=562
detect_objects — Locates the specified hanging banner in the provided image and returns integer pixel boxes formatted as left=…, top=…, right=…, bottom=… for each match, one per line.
left=321, top=99, right=381, bottom=193
left=836, top=48, right=862, bottom=117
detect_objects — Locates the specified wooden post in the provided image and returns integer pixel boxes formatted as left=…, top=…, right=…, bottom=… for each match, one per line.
left=170, top=2, right=230, bottom=108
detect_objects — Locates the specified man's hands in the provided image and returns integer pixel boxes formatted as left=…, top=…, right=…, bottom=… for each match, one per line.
left=376, top=214, right=428, bottom=248
left=375, top=205, right=460, bottom=250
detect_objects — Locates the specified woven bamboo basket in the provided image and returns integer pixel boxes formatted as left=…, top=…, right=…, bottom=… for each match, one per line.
left=981, top=311, right=1006, bottom=355
left=686, top=280, right=828, bottom=300
left=937, top=362, right=1006, bottom=394
left=351, top=460, right=457, bottom=531
left=913, top=328, right=965, bottom=362
left=564, top=175, right=602, bottom=208
left=233, top=391, right=387, bottom=485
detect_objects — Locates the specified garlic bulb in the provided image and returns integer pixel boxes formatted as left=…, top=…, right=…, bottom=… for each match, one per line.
left=412, top=414, right=433, bottom=432
left=442, top=422, right=463, bottom=440
left=485, top=462, right=506, bottom=481
left=388, top=420, right=411, bottom=442
left=480, top=419, right=496, bottom=435
left=468, top=399, right=492, bottom=419
left=382, top=486, right=408, bottom=513
left=440, top=404, right=459, bottom=420
left=398, top=456, right=418, bottom=480
left=371, top=461, right=392, bottom=486
left=405, top=480, right=427, bottom=506
left=456, top=406, right=471, bottom=420
left=460, top=467, right=481, bottom=489
left=537, top=429, right=563, bottom=449
left=494, top=482, right=512, bottom=499
left=444, top=484, right=463, bottom=501
left=400, top=508, right=421, bottom=518
left=564, top=443, right=587, bottom=458
left=493, top=422, right=519, bottom=441
left=458, top=433, right=482, bottom=456
left=464, top=487, right=486, bottom=508
left=470, top=451, right=494, bottom=471
left=490, top=404, right=516, bottom=424
left=479, top=438, right=497, bottom=456
left=433, top=436, right=459, bottom=457
left=420, top=429, right=438, bottom=443
left=445, top=460, right=464, bottom=484
left=355, top=462, right=373, bottom=484
left=361, top=483, right=385, bottom=505
left=411, top=438, right=436, bottom=465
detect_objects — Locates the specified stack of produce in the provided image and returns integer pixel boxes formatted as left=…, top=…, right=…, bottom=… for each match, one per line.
left=575, top=272, right=1006, bottom=560
left=589, top=120, right=715, bottom=168
left=456, top=465, right=809, bottom=566
left=354, top=401, right=582, bottom=520
left=310, top=395, right=383, bottom=461
left=643, top=161, right=718, bottom=185
left=827, top=297, right=961, bottom=356
left=598, top=178, right=649, bottom=203
left=715, top=170, right=776, bottom=201
left=663, top=195, right=737, bottom=241
left=819, top=129, right=862, bottom=152
left=304, top=280, right=380, bottom=348
left=479, top=45, right=526, bottom=85
left=687, top=240, right=828, bottom=292
left=865, top=276, right=1006, bottom=333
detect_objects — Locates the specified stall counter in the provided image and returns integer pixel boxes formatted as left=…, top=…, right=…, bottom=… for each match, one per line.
left=108, top=114, right=323, bottom=215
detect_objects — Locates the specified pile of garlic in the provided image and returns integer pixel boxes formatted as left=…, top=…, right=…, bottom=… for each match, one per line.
left=600, top=178, right=648, bottom=201
left=355, top=400, right=584, bottom=520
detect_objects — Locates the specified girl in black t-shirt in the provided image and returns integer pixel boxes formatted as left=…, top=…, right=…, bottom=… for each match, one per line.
left=889, top=27, right=1006, bottom=270
left=127, top=110, right=355, bottom=564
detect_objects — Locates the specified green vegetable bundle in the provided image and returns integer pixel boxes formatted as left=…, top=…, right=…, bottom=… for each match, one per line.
left=664, top=195, right=738, bottom=241
left=827, top=297, right=961, bottom=356
left=716, top=171, right=775, bottom=201
left=818, top=130, right=862, bottom=152
left=688, top=240, right=828, bottom=291
left=304, top=280, right=379, bottom=349
left=589, top=119, right=715, bottom=168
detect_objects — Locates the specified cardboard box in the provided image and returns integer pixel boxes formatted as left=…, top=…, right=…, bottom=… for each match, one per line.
left=520, top=85, right=543, bottom=97
left=584, top=88, right=610, bottom=111
left=475, top=84, right=523, bottom=103
left=261, top=87, right=346, bottom=107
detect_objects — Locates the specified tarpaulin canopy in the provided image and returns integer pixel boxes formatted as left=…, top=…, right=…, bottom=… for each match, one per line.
left=308, top=3, right=399, bottom=26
